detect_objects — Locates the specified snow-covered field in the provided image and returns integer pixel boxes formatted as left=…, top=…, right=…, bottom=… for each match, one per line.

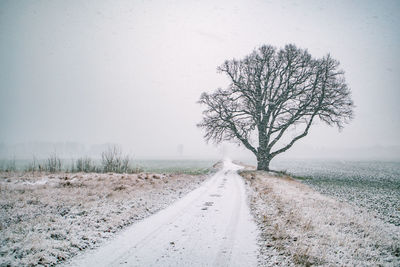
left=2, top=161, right=399, bottom=266
left=0, top=171, right=208, bottom=266
left=270, top=160, right=400, bottom=226
left=241, top=171, right=400, bottom=266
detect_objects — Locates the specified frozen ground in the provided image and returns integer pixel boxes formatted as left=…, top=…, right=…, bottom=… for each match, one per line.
left=241, top=171, right=400, bottom=266
left=64, top=160, right=258, bottom=267
left=0, top=171, right=208, bottom=266
left=270, top=160, right=400, bottom=226
left=3, top=161, right=398, bottom=266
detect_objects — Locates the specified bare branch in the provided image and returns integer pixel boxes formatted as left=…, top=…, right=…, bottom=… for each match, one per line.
left=198, top=44, right=354, bottom=170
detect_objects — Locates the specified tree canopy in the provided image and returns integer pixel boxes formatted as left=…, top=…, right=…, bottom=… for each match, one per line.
left=198, top=44, right=354, bottom=170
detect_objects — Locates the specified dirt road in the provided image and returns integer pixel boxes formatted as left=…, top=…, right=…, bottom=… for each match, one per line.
left=65, top=160, right=258, bottom=266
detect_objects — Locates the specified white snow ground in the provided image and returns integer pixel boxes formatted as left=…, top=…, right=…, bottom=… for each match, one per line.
left=0, top=172, right=208, bottom=266
left=64, top=160, right=258, bottom=267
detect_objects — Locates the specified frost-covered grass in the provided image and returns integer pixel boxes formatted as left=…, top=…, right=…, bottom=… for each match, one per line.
left=0, top=171, right=208, bottom=266
left=134, top=160, right=215, bottom=175
left=241, top=171, right=400, bottom=266
left=270, top=160, right=400, bottom=226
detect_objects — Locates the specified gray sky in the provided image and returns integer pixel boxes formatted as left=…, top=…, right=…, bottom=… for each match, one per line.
left=0, top=0, right=399, bottom=159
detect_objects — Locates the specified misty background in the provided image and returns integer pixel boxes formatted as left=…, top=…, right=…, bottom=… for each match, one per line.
left=0, top=0, right=399, bottom=161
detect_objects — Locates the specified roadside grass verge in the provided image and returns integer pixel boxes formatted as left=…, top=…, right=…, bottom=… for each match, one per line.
left=240, top=170, right=400, bottom=266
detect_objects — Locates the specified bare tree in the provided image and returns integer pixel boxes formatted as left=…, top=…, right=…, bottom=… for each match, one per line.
left=198, top=44, right=354, bottom=171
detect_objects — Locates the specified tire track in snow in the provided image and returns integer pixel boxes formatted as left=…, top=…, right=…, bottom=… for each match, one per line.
left=112, top=174, right=222, bottom=265
left=214, top=171, right=242, bottom=266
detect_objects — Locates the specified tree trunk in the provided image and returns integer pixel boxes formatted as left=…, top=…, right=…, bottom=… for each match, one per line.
left=257, top=126, right=271, bottom=171
left=256, top=150, right=271, bottom=171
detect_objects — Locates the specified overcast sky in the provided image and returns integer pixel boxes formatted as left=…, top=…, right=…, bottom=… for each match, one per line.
left=0, top=0, right=399, bottom=159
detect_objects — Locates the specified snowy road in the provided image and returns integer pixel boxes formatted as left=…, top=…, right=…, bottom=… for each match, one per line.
left=65, top=160, right=258, bottom=267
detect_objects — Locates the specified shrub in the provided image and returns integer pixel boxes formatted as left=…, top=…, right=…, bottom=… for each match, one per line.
left=2, top=158, right=17, bottom=172
left=76, top=157, right=96, bottom=173
left=25, top=156, right=39, bottom=172
left=45, top=153, right=62, bottom=173
left=101, top=145, right=130, bottom=173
